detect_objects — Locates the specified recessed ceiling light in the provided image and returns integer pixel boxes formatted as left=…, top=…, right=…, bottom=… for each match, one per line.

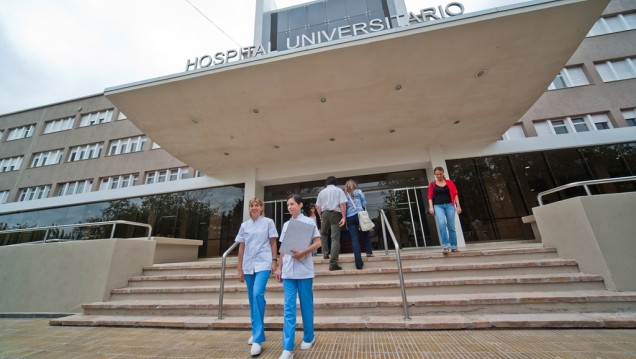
left=274, top=145, right=280, bottom=149
left=453, top=120, right=461, bottom=125
left=389, top=129, right=396, bottom=133
left=395, top=84, right=402, bottom=91
left=224, top=152, right=229, bottom=156
left=320, top=97, right=327, bottom=103
left=252, top=108, right=259, bottom=114
left=190, top=118, right=199, bottom=124
left=475, top=69, right=487, bottom=78
left=329, top=138, right=335, bottom=142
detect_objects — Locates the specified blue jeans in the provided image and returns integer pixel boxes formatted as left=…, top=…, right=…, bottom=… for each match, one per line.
left=282, top=278, right=314, bottom=351
left=244, top=270, right=270, bottom=344
left=346, top=215, right=372, bottom=269
left=433, top=203, right=457, bottom=250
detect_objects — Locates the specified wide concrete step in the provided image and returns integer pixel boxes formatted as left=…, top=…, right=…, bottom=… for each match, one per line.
left=81, top=291, right=636, bottom=317
left=139, top=246, right=559, bottom=276
left=127, top=258, right=580, bottom=288
left=50, top=311, right=636, bottom=330
left=110, top=273, right=606, bottom=301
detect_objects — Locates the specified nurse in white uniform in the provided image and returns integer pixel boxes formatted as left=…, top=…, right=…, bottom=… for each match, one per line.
left=236, top=197, right=279, bottom=357
left=275, top=194, right=322, bottom=359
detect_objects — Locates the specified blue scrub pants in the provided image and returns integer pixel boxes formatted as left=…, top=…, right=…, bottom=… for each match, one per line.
left=282, top=278, right=314, bottom=351
left=244, top=270, right=271, bottom=343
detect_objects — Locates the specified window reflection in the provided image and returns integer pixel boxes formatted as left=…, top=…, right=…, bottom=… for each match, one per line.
left=447, top=141, right=636, bottom=242
left=0, top=185, right=244, bottom=256
left=269, top=0, right=390, bottom=51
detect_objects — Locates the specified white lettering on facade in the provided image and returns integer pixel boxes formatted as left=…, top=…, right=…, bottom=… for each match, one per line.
left=185, top=2, right=465, bottom=71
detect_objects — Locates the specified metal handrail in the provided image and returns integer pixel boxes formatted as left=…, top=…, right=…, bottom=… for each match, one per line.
left=537, top=175, right=636, bottom=205
left=217, top=241, right=239, bottom=319
left=379, top=209, right=410, bottom=320
left=0, top=220, right=153, bottom=242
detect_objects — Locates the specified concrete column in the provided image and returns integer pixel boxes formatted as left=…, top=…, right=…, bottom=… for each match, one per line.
left=427, top=146, right=466, bottom=248
left=242, top=168, right=264, bottom=221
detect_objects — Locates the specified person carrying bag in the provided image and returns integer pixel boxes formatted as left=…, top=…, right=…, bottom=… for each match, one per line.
left=344, top=179, right=375, bottom=270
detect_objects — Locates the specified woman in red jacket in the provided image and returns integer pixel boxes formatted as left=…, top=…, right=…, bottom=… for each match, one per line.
left=427, top=167, right=462, bottom=254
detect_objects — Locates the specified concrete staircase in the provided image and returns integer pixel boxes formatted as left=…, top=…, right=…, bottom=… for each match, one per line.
left=50, top=242, right=636, bottom=329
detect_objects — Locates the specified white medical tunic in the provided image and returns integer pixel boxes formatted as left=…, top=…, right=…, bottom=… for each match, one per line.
left=279, top=214, right=320, bottom=279
left=235, top=216, right=279, bottom=274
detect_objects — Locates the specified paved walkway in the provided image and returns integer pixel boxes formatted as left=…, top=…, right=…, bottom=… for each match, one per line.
left=1, top=319, right=636, bottom=358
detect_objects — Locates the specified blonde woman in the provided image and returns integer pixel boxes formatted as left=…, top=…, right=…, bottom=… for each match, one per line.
left=236, top=198, right=279, bottom=356
left=427, top=167, right=462, bottom=254
left=344, top=179, right=374, bottom=270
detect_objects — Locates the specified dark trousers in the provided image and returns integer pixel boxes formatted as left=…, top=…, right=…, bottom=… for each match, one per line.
left=320, top=210, right=342, bottom=265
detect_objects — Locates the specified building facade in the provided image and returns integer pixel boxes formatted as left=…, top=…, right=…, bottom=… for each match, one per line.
left=1, top=0, right=634, bottom=256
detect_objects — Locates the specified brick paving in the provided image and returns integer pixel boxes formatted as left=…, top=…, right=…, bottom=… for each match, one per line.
left=1, top=319, right=635, bottom=358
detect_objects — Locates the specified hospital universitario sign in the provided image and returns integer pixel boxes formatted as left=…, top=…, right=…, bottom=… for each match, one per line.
left=185, top=2, right=465, bottom=71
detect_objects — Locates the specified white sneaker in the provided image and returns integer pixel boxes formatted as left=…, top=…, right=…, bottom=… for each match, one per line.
left=278, top=350, right=293, bottom=359
left=300, top=339, right=315, bottom=350
left=250, top=343, right=262, bottom=356
left=247, top=336, right=253, bottom=345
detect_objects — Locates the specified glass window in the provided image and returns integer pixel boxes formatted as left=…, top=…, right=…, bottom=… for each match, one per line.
left=7, top=124, right=35, bottom=141
left=550, top=120, right=569, bottom=134
left=544, top=148, right=591, bottom=198
left=0, top=156, right=23, bottom=172
left=30, top=149, right=64, bottom=168
left=44, top=117, right=75, bottom=134
left=581, top=145, right=636, bottom=193
left=0, top=190, right=9, bottom=204
left=68, top=143, right=103, bottom=162
left=327, top=0, right=347, bottom=21
left=307, top=2, right=327, bottom=26
left=288, top=6, right=307, bottom=30
left=18, top=186, right=51, bottom=202
left=587, top=12, right=636, bottom=36
left=346, top=0, right=367, bottom=15
left=549, top=66, right=588, bottom=90
left=622, top=108, right=636, bottom=127
left=366, top=0, right=385, bottom=13
left=79, top=109, right=114, bottom=127
left=108, top=136, right=147, bottom=156
left=510, top=152, right=559, bottom=207
left=595, top=57, right=636, bottom=82
left=571, top=118, right=589, bottom=132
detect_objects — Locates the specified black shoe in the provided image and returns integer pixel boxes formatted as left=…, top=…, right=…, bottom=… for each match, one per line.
left=329, top=264, right=342, bottom=271
left=323, top=253, right=329, bottom=259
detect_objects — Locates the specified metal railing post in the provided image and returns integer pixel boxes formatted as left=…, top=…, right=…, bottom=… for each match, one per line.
left=380, top=209, right=410, bottom=320
left=110, top=223, right=117, bottom=239
left=537, top=175, right=636, bottom=205
left=218, top=242, right=239, bottom=320
left=0, top=220, right=153, bottom=245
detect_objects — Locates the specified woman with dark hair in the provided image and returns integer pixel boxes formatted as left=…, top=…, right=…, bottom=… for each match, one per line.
left=344, top=179, right=374, bottom=270
left=427, top=167, right=462, bottom=254
left=235, top=197, right=279, bottom=356
left=275, top=194, right=322, bottom=359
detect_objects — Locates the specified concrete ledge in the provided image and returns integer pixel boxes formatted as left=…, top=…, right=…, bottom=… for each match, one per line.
left=50, top=312, right=636, bottom=330
left=0, top=239, right=155, bottom=313
left=533, top=193, right=636, bottom=291
left=152, top=237, right=202, bottom=264
left=521, top=215, right=541, bottom=240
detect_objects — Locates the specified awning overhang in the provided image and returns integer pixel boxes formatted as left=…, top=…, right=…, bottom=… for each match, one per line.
left=105, top=0, right=608, bottom=177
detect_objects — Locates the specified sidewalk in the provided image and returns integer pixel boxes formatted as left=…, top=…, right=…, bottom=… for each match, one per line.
left=1, top=319, right=635, bottom=358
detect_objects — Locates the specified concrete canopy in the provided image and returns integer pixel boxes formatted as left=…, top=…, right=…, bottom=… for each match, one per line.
left=105, top=0, right=608, bottom=179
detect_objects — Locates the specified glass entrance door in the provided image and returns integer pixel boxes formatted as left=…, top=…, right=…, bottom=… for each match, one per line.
left=264, top=187, right=438, bottom=252
left=367, top=186, right=437, bottom=250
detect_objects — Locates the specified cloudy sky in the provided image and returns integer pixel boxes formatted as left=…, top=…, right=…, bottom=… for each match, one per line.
left=0, top=0, right=518, bottom=115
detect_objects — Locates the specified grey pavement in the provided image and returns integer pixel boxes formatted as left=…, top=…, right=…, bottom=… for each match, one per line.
left=1, top=318, right=635, bottom=358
